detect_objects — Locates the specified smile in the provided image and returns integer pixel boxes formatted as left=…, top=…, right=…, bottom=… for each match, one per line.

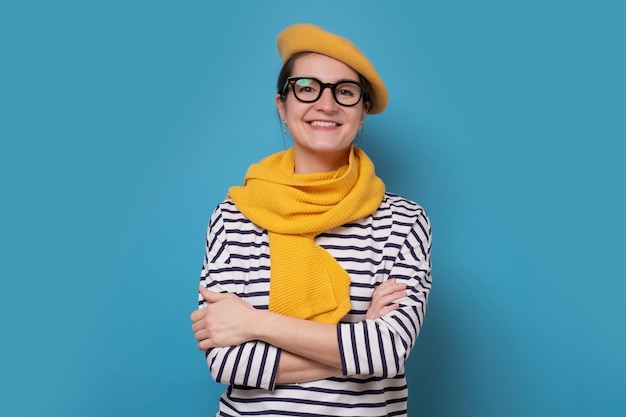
left=309, top=121, right=339, bottom=127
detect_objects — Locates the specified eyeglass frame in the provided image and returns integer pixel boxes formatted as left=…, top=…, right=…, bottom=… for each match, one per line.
left=280, top=76, right=367, bottom=107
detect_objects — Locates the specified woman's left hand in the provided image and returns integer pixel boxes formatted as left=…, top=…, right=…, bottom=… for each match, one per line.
left=191, top=287, right=257, bottom=350
left=366, top=278, right=407, bottom=320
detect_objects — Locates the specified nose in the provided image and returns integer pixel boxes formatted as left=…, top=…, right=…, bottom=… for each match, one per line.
left=315, top=87, right=339, bottom=112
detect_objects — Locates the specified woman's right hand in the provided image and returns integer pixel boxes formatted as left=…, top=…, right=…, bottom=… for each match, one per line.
left=365, top=278, right=407, bottom=320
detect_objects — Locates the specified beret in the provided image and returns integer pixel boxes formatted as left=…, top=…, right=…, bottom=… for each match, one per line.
left=276, top=23, right=388, bottom=114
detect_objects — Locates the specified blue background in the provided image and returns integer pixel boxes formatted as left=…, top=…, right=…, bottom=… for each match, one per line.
left=1, top=1, right=624, bottom=416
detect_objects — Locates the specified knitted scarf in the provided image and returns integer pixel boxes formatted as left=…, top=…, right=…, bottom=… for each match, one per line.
left=228, top=146, right=385, bottom=323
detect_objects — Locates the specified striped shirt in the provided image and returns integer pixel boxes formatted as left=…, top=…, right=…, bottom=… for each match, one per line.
left=198, top=192, right=432, bottom=417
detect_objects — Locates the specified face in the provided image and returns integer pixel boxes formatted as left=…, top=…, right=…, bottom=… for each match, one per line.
left=276, top=53, right=369, bottom=174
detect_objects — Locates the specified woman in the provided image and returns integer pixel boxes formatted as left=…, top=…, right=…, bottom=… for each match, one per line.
left=191, top=23, right=432, bottom=417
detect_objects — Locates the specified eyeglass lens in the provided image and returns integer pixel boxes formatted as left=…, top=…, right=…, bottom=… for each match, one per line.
left=290, top=78, right=362, bottom=106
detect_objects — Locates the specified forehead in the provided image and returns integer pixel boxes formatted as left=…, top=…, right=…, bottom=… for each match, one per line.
left=290, top=53, right=360, bottom=82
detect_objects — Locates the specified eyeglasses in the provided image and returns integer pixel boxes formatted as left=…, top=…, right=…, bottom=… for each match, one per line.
left=282, top=77, right=365, bottom=107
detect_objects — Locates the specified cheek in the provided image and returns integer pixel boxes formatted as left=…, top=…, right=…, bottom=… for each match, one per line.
left=283, top=99, right=310, bottom=121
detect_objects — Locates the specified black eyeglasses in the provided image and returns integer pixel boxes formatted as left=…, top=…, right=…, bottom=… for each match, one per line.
left=281, top=77, right=365, bottom=107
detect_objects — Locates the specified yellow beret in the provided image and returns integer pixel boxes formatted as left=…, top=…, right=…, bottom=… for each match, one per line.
left=276, top=23, right=388, bottom=114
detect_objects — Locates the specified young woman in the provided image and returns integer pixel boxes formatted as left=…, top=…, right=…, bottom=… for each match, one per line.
left=191, top=23, right=432, bottom=417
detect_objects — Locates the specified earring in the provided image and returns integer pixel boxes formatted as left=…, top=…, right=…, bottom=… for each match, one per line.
left=282, top=120, right=289, bottom=135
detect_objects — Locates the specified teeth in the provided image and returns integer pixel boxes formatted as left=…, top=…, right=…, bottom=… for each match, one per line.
left=310, top=121, right=337, bottom=127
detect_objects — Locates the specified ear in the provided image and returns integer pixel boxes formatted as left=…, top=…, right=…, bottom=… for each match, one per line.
left=359, top=102, right=369, bottom=124
left=363, top=99, right=372, bottom=115
left=275, top=94, right=287, bottom=120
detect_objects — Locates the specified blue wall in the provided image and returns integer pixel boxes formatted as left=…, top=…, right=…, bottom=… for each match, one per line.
left=2, top=1, right=624, bottom=416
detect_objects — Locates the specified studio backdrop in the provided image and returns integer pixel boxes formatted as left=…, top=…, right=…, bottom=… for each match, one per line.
left=1, top=1, right=624, bottom=416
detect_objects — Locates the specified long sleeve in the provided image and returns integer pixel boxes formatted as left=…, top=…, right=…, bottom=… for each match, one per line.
left=195, top=194, right=432, bottom=415
left=337, top=205, right=432, bottom=378
left=198, top=203, right=281, bottom=390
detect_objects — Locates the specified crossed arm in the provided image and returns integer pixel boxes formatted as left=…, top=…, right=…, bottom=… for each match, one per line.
left=190, top=279, right=407, bottom=384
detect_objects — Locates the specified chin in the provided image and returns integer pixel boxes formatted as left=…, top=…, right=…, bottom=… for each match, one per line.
left=305, top=139, right=352, bottom=152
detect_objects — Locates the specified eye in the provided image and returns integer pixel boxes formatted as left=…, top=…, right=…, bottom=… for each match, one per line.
left=337, top=88, right=355, bottom=97
left=336, top=83, right=360, bottom=97
left=295, top=78, right=318, bottom=94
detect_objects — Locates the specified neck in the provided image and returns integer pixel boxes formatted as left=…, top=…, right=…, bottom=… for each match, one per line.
left=293, top=147, right=352, bottom=174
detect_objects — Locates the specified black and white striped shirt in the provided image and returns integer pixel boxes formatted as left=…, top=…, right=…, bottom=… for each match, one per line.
left=198, top=192, right=432, bottom=416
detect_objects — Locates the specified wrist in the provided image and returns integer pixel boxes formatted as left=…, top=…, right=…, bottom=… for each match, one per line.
left=251, top=308, right=272, bottom=341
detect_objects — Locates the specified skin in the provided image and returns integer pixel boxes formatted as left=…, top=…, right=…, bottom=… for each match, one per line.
left=191, top=53, right=404, bottom=384
left=275, top=53, right=370, bottom=174
left=191, top=279, right=407, bottom=383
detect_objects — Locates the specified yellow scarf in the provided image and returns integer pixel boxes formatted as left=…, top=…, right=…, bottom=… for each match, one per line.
left=228, top=146, right=385, bottom=323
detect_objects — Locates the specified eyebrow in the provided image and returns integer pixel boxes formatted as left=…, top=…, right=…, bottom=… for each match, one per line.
left=292, top=76, right=362, bottom=84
